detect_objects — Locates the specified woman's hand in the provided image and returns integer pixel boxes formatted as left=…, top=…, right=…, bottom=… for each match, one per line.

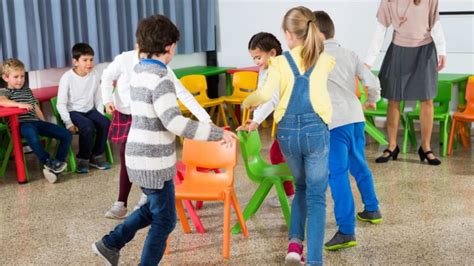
left=437, top=55, right=446, bottom=71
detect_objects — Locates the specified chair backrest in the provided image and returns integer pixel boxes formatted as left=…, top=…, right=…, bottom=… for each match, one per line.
left=182, top=138, right=237, bottom=187
left=237, top=130, right=266, bottom=183
left=465, top=76, right=474, bottom=113
left=179, top=75, right=211, bottom=102
left=231, top=71, right=258, bottom=98
left=412, top=82, right=452, bottom=114
left=49, top=97, right=65, bottom=127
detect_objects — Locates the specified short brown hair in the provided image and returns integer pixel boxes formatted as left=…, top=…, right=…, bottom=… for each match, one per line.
left=1, top=58, right=25, bottom=77
left=313, top=11, right=335, bottom=39
left=248, top=32, right=283, bottom=56
left=72, top=43, right=94, bottom=60
left=136, top=15, right=180, bottom=58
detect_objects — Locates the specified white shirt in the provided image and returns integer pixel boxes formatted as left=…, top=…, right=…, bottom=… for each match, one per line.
left=100, top=50, right=211, bottom=122
left=57, top=69, right=103, bottom=128
left=252, top=69, right=279, bottom=125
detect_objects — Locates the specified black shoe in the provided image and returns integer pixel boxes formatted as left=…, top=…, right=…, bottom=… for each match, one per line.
left=375, top=145, right=400, bottom=163
left=44, top=159, right=67, bottom=174
left=92, top=240, right=119, bottom=266
left=418, top=147, right=441, bottom=166
left=324, top=231, right=357, bottom=251
left=356, top=209, right=383, bottom=224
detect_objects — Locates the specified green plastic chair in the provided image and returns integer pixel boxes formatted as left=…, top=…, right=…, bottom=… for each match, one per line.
left=402, top=82, right=452, bottom=156
left=50, top=97, right=114, bottom=173
left=231, top=130, right=293, bottom=234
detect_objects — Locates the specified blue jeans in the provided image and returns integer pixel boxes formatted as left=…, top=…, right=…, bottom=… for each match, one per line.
left=102, top=180, right=176, bottom=266
left=69, top=109, right=110, bottom=160
left=277, top=113, right=329, bottom=266
left=328, top=122, right=379, bottom=235
left=20, top=120, right=72, bottom=163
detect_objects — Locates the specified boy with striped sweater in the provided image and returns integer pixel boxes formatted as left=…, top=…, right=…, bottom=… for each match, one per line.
left=92, top=15, right=236, bottom=265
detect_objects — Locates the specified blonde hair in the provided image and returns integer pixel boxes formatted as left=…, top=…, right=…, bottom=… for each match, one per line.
left=1, top=58, right=25, bottom=77
left=282, top=6, right=323, bottom=71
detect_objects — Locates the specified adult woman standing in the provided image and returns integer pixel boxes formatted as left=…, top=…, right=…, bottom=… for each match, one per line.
left=365, top=0, right=446, bottom=165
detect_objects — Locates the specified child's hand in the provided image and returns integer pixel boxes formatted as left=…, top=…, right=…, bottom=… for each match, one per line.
left=220, top=130, right=237, bottom=148
left=236, top=119, right=259, bottom=132
left=105, top=103, right=115, bottom=115
left=68, top=125, right=78, bottom=134
left=17, top=103, right=33, bottom=111
left=363, top=102, right=376, bottom=111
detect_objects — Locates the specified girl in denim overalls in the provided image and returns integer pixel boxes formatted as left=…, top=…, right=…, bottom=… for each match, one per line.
left=243, top=6, right=335, bottom=266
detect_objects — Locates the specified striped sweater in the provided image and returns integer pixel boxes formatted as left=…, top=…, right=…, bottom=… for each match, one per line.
left=126, top=62, right=223, bottom=189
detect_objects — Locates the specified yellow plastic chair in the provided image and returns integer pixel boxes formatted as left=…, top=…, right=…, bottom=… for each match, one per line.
left=179, top=75, right=228, bottom=127
left=221, top=71, right=258, bottom=126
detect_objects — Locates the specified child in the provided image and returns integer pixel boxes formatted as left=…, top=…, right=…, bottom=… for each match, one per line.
left=101, top=49, right=212, bottom=219
left=57, top=43, right=111, bottom=173
left=0, top=59, right=72, bottom=183
left=238, top=32, right=295, bottom=207
left=92, top=14, right=236, bottom=265
left=243, top=6, right=335, bottom=265
left=312, top=11, right=383, bottom=251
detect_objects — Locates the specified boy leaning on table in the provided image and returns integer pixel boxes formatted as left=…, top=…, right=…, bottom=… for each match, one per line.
left=0, top=58, right=72, bottom=183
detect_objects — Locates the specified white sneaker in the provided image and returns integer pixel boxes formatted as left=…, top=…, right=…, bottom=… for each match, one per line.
left=42, top=168, right=58, bottom=184
left=268, top=194, right=294, bottom=208
left=105, top=201, right=127, bottom=219
left=133, top=193, right=148, bottom=211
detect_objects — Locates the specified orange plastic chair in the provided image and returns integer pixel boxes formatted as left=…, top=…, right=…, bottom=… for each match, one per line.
left=175, top=138, right=248, bottom=259
left=448, top=76, right=474, bottom=155
left=221, top=71, right=258, bottom=126
left=179, top=75, right=228, bottom=127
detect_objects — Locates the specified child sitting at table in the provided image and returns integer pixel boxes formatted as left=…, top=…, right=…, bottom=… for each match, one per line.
left=57, top=43, right=111, bottom=173
left=0, top=58, right=72, bottom=183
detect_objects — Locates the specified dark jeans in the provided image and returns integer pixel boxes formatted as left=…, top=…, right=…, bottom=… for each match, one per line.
left=102, top=180, right=176, bottom=265
left=69, top=109, right=110, bottom=160
left=20, top=120, right=72, bottom=163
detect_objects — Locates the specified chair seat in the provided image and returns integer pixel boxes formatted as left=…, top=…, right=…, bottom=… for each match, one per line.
left=176, top=183, right=228, bottom=201
left=221, top=96, right=246, bottom=104
left=406, top=110, right=450, bottom=120
left=452, top=111, right=474, bottom=121
left=364, top=109, right=388, bottom=117
left=250, top=162, right=292, bottom=180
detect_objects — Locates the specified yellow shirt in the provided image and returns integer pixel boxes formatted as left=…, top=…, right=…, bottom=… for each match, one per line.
left=243, top=46, right=335, bottom=124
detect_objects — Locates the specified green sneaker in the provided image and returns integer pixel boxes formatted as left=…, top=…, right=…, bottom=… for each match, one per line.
left=324, top=231, right=357, bottom=251
left=356, top=209, right=383, bottom=224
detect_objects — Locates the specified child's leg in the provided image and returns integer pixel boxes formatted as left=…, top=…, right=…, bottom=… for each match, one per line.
left=20, top=122, right=51, bottom=163
left=349, top=123, right=379, bottom=212
left=302, top=128, right=329, bottom=266
left=328, top=125, right=356, bottom=235
left=140, top=181, right=176, bottom=264
left=85, top=109, right=111, bottom=157
left=70, top=111, right=95, bottom=160
left=270, top=140, right=295, bottom=196
left=31, top=121, right=72, bottom=163
left=117, top=141, right=133, bottom=206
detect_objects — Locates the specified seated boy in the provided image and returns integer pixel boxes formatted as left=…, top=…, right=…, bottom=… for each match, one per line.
left=312, top=11, right=383, bottom=250
left=57, top=43, right=111, bottom=173
left=0, top=58, right=72, bottom=183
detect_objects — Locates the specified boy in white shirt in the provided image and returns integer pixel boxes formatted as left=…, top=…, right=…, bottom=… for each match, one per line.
left=57, top=43, right=111, bottom=173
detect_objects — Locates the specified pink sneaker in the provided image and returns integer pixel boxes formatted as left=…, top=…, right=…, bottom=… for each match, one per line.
left=285, top=242, right=304, bottom=265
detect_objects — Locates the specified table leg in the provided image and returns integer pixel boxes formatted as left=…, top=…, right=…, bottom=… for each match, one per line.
left=9, top=115, right=27, bottom=184
left=225, top=73, right=232, bottom=96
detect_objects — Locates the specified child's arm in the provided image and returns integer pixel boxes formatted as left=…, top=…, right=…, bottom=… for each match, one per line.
left=101, top=54, right=124, bottom=114
left=56, top=75, right=74, bottom=129
left=168, top=68, right=211, bottom=123
left=0, top=95, right=33, bottom=110
left=94, top=75, right=105, bottom=115
left=239, top=89, right=279, bottom=132
left=153, top=79, right=223, bottom=141
left=35, top=104, right=45, bottom=121
left=355, top=52, right=381, bottom=106
left=243, top=59, right=281, bottom=109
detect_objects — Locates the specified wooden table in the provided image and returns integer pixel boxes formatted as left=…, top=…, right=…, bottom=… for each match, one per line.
left=174, top=66, right=235, bottom=95
left=0, top=106, right=29, bottom=183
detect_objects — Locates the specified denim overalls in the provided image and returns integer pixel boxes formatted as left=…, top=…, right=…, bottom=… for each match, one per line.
left=276, top=52, right=330, bottom=266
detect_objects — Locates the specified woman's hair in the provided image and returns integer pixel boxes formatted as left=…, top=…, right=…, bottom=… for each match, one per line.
left=248, top=32, right=283, bottom=56
left=282, top=6, right=323, bottom=71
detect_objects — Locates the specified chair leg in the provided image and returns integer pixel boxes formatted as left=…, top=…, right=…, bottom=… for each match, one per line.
left=68, top=147, right=77, bottom=173
left=184, top=200, right=205, bottom=234
left=364, top=121, right=388, bottom=145
left=0, top=139, right=13, bottom=177
left=442, top=118, right=449, bottom=157
left=230, top=191, right=249, bottom=237
left=223, top=191, right=231, bottom=259
left=226, top=104, right=240, bottom=127
left=274, top=180, right=291, bottom=227
left=448, top=118, right=457, bottom=155
left=460, top=122, right=469, bottom=148
left=231, top=181, right=273, bottom=234
left=402, top=119, right=409, bottom=154
left=164, top=238, right=171, bottom=255
left=175, top=199, right=192, bottom=233
left=219, top=104, right=229, bottom=127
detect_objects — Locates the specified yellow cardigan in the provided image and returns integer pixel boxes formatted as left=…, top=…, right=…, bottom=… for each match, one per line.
left=243, top=46, right=335, bottom=124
